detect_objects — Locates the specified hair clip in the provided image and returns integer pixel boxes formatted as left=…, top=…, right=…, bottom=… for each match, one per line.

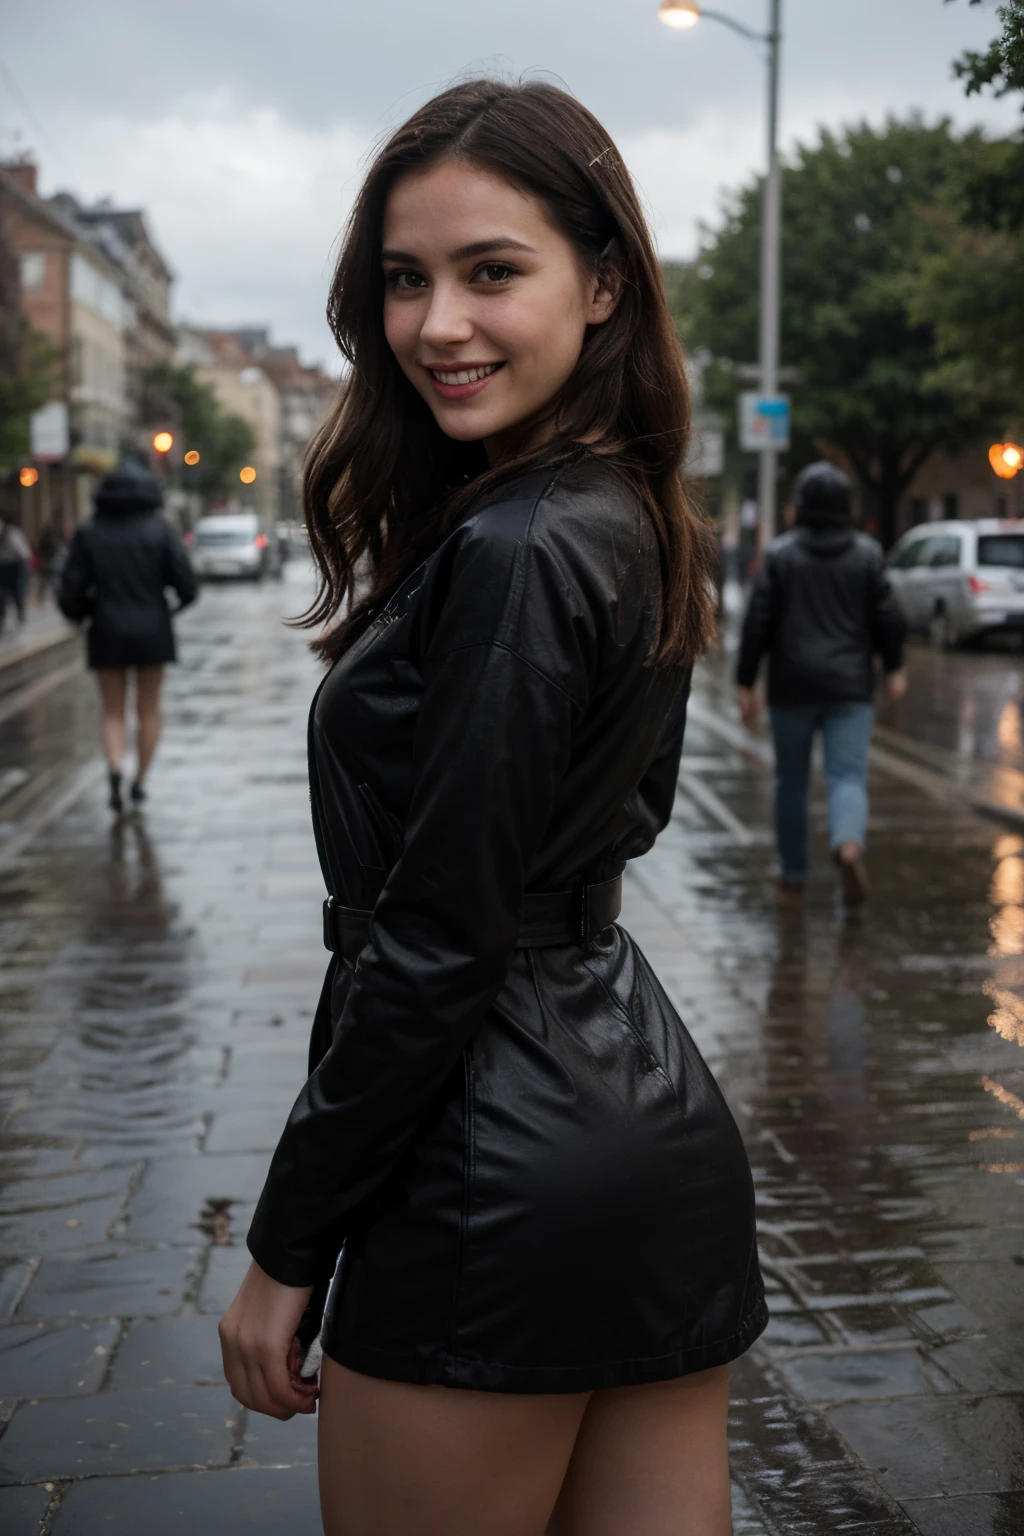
left=588, top=147, right=613, bottom=169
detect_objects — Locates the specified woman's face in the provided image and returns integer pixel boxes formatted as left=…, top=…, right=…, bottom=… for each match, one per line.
left=382, top=159, right=618, bottom=462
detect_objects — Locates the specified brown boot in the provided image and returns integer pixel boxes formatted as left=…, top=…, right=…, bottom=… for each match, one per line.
left=836, top=842, right=869, bottom=906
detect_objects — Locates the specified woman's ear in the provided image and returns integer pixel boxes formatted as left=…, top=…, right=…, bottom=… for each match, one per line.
left=588, top=239, right=624, bottom=326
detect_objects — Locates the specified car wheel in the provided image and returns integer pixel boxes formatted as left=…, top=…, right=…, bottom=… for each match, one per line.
left=928, top=605, right=958, bottom=650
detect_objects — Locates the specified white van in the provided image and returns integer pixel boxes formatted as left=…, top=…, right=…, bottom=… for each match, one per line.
left=886, top=520, right=1024, bottom=648
left=191, top=512, right=268, bottom=581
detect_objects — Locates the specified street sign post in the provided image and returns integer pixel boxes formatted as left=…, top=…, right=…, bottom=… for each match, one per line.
left=739, top=393, right=790, bottom=453
left=30, top=401, right=69, bottom=462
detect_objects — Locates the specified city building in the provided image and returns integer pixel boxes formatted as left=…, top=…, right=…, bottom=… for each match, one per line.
left=230, top=332, right=336, bottom=523
left=176, top=328, right=283, bottom=526
left=50, top=193, right=176, bottom=452
left=0, top=159, right=130, bottom=534
left=176, top=328, right=336, bottom=526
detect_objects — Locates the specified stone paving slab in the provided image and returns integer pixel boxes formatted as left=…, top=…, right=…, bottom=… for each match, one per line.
left=0, top=1384, right=239, bottom=1483
left=49, top=1465, right=322, bottom=1533
left=17, top=1247, right=200, bottom=1321
left=0, top=1321, right=119, bottom=1398
left=0, top=1483, right=52, bottom=1536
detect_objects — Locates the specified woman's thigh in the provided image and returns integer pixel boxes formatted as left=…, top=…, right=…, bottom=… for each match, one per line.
left=548, top=1365, right=732, bottom=1536
left=95, top=668, right=127, bottom=715
left=317, top=1356, right=589, bottom=1536
left=135, top=665, right=165, bottom=714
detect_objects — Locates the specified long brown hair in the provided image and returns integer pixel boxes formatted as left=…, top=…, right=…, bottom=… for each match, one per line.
left=303, top=78, right=715, bottom=667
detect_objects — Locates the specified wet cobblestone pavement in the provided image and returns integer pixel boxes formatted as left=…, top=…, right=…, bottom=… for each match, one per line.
left=1, top=572, right=1023, bottom=1533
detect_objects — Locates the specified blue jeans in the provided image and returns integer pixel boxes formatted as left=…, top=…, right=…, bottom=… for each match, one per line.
left=769, top=702, right=874, bottom=883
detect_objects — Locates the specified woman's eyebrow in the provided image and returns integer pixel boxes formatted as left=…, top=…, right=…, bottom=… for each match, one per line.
left=381, top=238, right=536, bottom=265
left=450, top=238, right=536, bottom=260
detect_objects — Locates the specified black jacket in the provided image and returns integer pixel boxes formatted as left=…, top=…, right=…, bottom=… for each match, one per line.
left=736, top=520, right=905, bottom=706
left=246, top=453, right=765, bottom=1392
left=59, top=508, right=196, bottom=670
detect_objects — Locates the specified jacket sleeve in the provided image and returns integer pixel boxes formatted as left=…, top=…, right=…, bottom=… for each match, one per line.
left=57, top=530, right=93, bottom=623
left=735, top=554, right=778, bottom=688
left=247, top=546, right=585, bottom=1286
left=163, top=526, right=197, bottom=610
left=868, top=554, right=905, bottom=674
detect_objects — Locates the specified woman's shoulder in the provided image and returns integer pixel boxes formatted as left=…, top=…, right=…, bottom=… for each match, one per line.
left=465, top=452, right=644, bottom=543
left=424, top=453, right=658, bottom=692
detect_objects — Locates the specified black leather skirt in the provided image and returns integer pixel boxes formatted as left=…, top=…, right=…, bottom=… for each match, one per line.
left=319, top=925, right=767, bottom=1393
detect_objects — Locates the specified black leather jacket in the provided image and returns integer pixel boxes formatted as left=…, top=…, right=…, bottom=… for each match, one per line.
left=246, top=453, right=765, bottom=1390
left=736, top=520, right=905, bottom=706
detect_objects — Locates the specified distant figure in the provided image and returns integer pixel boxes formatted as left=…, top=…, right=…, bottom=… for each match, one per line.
left=0, top=513, right=32, bottom=631
left=58, top=459, right=197, bottom=813
left=736, top=462, right=907, bottom=906
left=34, top=522, right=60, bottom=601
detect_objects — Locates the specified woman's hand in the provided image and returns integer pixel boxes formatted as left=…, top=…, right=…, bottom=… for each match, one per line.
left=736, top=685, right=760, bottom=730
left=885, top=667, right=908, bottom=702
left=219, top=1259, right=318, bottom=1420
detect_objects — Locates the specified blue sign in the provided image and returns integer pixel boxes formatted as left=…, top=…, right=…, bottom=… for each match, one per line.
left=739, top=392, right=791, bottom=452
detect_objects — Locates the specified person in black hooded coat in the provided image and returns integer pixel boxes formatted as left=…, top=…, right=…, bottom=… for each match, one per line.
left=59, top=458, right=196, bottom=811
left=735, top=462, right=907, bottom=905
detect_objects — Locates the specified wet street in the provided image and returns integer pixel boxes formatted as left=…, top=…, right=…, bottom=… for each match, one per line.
left=1, top=571, right=1023, bottom=1534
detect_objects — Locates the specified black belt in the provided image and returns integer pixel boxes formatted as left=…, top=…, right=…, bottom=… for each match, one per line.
left=322, top=875, right=622, bottom=962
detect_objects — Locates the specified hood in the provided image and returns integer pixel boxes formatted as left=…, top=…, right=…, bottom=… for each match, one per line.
left=793, top=460, right=852, bottom=535
left=94, top=458, right=164, bottom=515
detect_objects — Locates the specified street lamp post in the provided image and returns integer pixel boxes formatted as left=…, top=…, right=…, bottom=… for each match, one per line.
left=658, top=0, right=784, bottom=549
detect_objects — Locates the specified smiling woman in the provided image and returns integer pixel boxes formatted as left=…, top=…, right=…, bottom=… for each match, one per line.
left=219, top=78, right=764, bottom=1536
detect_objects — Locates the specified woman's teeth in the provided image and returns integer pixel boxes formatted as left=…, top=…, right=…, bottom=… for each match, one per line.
left=433, top=364, right=501, bottom=385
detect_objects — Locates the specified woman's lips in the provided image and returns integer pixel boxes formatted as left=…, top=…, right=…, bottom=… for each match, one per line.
left=424, top=361, right=505, bottom=401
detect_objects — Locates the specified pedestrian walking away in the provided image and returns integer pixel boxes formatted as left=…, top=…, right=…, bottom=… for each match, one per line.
left=0, top=511, right=32, bottom=632
left=57, top=457, right=197, bottom=813
left=219, top=78, right=766, bottom=1536
left=735, top=461, right=907, bottom=906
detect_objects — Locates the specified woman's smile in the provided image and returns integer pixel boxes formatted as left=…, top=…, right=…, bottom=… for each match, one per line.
left=424, top=360, right=506, bottom=399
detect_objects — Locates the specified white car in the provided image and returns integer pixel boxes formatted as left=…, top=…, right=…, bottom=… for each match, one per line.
left=191, top=512, right=269, bottom=581
left=886, top=519, right=1024, bottom=648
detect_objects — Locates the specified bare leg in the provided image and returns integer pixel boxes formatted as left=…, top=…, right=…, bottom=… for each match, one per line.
left=317, top=1356, right=589, bottom=1536
left=548, top=1366, right=732, bottom=1536
left=95, top=669, right=128, bottom=772
left=134, top=666, right=164, bottom=785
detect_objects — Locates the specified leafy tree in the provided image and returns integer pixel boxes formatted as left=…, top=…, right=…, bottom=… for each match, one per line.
left=915, top=3, right=1024, bottom=413
left=0, top=328, right=61, bottom=479
left=951, top=0, right=1024, bottom=97
left=143, top=363, right=255, bottom=500
left=672, top=117, right=1008, bottom=545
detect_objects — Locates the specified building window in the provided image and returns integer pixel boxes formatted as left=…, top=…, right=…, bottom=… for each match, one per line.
left=70, top=252, right=125, bottom=329
left=943, top=493, right=959, bottom=520
left=20, top=251, right=46, bottom=291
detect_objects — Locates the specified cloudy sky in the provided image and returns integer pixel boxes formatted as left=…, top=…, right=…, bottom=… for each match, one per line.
left=3, top=0, right=1020, bottom=371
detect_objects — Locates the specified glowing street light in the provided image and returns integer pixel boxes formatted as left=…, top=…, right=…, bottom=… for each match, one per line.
left=152, top=431, right=174, bottom=455
left=19, top=466, right=40, bottom=487
left=990, top=442, right=1024, bottom=480
left=239, top=466, right=257, bottom=485
left=658, top=0, right=783, bottom=546
left=658, top=0, right=700, bottom=26
left=184, top=450, right=200, bottom=466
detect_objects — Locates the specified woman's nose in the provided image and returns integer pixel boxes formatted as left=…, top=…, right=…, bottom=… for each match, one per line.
left=419, top=283, right=474, bottom=349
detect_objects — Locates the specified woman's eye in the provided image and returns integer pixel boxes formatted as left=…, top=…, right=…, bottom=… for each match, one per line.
left=476, top=263, right=516, bottom=284
left=387, top=270, right=427, bottom=291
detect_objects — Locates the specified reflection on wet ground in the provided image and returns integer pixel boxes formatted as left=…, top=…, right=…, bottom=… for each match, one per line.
left=879, top=636, right=1024, bottom=772
left=0, top=582, right=1022, bottom=1532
